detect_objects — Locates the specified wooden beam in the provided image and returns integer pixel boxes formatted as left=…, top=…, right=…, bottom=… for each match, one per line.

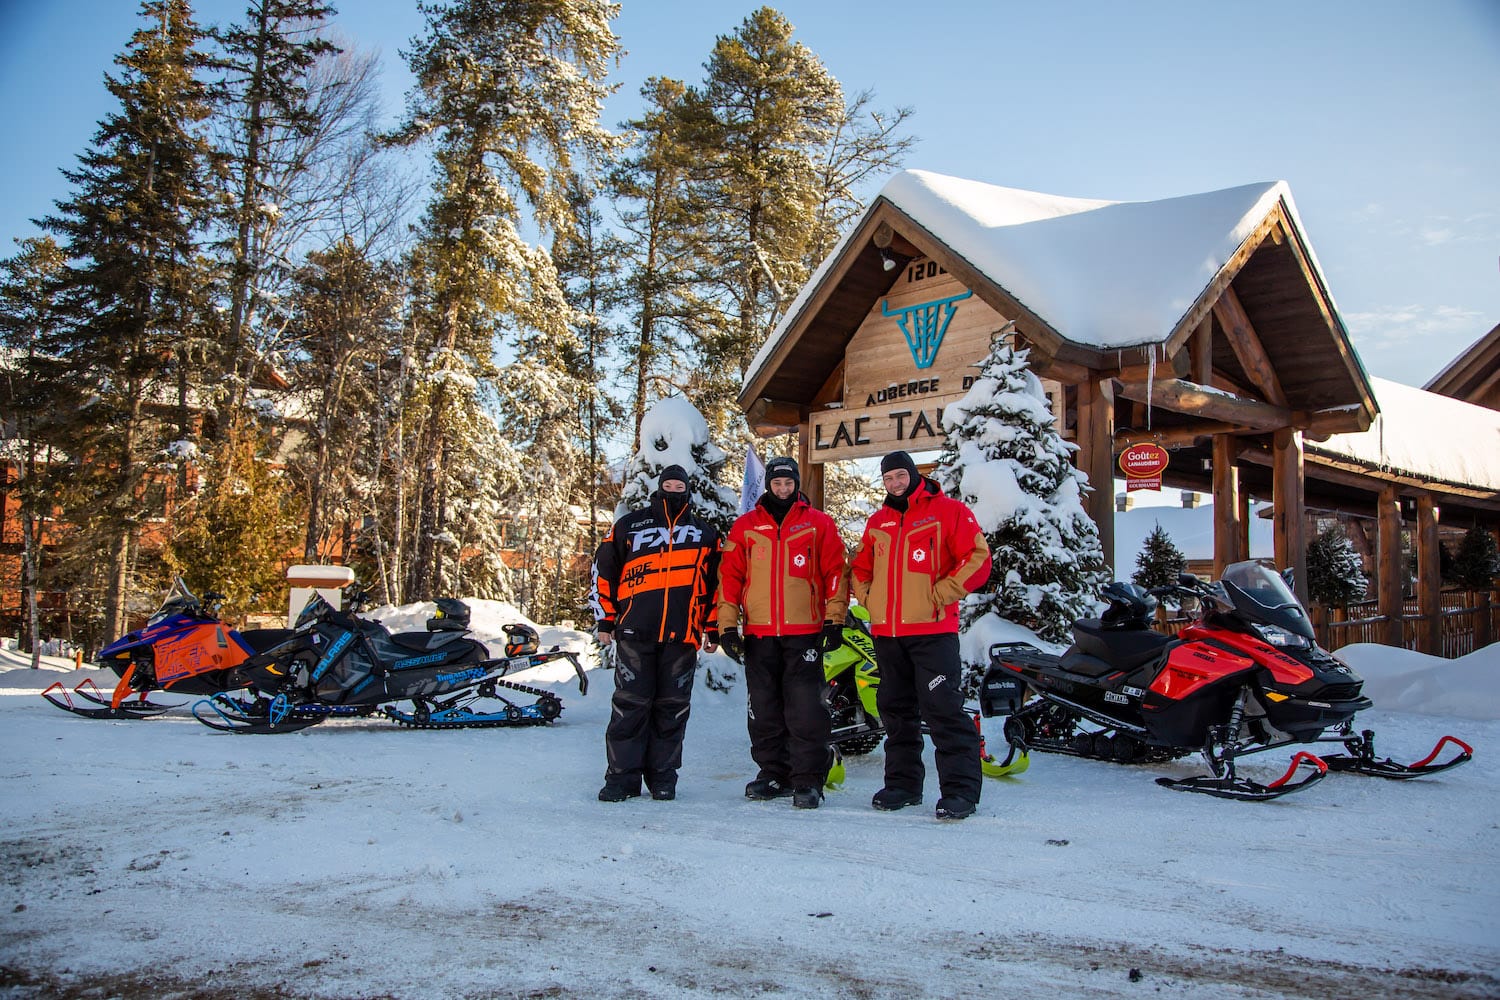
left=1213, top=434, right=1241, bottom=580
left=1115, top=378, right=1293, bottom=431
left=1029, top=353, right=1091, bottom=385
left=1273, top=428, right=1308, bottom=605
left=1079, top=377, right=1116, bottom=576
left=798, top=421, right=824, bottom=509
left=1213, top=286, right=1289, bottom=408
left=1298, top=405, right=1374, bottom=438
left=1115, top=421, right=1258, bottom=449
left=1192, top=315, right=1213, bottom=387
left=1378, top=485, right=1404, bottom=646
left=1416, top=495, right=1441, bottom=654
left=871, top=220, right=920, bottom=258
left=745, top=397, right=805, bottom=436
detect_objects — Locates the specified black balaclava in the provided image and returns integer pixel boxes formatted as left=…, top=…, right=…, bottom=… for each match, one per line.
left=880, top=450, right=920, bottom=512
left=762, top=456, right=800, bottom=524
left=658, top=464, right=690, bottom=516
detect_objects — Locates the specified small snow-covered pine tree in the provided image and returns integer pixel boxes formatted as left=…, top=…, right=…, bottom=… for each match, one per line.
left=617, top=396, right=738, bottom=536
left=935, top=340, right=1109, bottom=658
left=1132, top=522, right=1187, bottom=608
left=1450, top=524, right=1500, bottom=591
left=1306, top=524, right=1369, bottom=607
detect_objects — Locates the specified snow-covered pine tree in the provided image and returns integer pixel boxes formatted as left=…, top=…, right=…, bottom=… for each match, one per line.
left=1450, top=524, right=1500, bottom=592
left=385, top=0, right=621, bottom=600
left=1132, top=522, right=1187, bottom=608
left=37, top=0, right=220, bottom=643
left=935, top=339, right=1109, bottom=658
left=617, top=396, right=739, bottom=537
left=1305, top=524, right=1370, bottom=607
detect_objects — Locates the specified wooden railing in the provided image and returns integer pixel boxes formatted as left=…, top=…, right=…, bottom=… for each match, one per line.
left=1153, top=590, right=1498, bottom=658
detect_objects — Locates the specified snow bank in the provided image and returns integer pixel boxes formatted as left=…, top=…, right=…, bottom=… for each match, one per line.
left=1338, top=641, right=1500, bottom=721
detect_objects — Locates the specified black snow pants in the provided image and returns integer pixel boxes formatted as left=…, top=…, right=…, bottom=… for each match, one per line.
left=604, top=639, right=697, bottom=794
left=744, top=633, right=831, bottom=789
left=873, top=633, right=981, bottom=803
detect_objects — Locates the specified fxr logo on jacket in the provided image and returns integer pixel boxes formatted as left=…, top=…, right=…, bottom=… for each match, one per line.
left=629, top=524, right=705, bottom=552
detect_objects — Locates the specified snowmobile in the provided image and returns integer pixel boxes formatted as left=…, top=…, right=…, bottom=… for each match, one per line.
left=979, top=561, right=1471, bottom=801
left=42, top=578, right=293, bottom=720
left=822, top=604, right=1028, bottom=787
left=193, top=587, right=588, bottom=734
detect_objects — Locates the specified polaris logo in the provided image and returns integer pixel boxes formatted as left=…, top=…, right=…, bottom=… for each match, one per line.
left=1104, top=691, right=1130, bottom=705
left=311, top=631, right=354, bottom=681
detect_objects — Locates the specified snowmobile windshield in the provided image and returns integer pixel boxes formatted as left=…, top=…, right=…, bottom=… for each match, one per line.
left=295, top=592, right=335, bottom=629
left=147, top=579, right=200, bottom=626
left=1217, top=561, right=1315, bottom=644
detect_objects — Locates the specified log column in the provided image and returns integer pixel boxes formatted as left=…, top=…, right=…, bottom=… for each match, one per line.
left=1416, top=495, right=1441, bottom=654
left=1079, top=376, right=1116, bottom=576
left=1272, top=428, right=1308, bottom=606
left=1212, top=434, right=1240, bottom=579
left=1377, top=486, right=1405, bottom=647
left=797, top=421, right=824, bottom=510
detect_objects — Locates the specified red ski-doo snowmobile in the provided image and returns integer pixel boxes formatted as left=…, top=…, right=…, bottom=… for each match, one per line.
left=193, top=588, right=587, bottom=734
left=43, top=579, right=292, bottom=720
left=979, top=561, right=1471, bottom=800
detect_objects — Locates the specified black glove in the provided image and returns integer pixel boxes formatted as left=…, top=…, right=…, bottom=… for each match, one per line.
left=719, top=626, right=744, bottom=663
left=819, top=620, right=843, bottom=654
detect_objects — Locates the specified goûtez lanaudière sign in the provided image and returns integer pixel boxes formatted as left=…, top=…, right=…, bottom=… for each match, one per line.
left=810, top=258, right=1015, bottom=461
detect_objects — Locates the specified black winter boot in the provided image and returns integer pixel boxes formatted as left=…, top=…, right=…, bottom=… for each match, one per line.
left=871, top=787, right=923, bottom=811
left=745, top=777, right=794, bottom=800
left=935, top=796, right=976, bottom=820
left=598, top=775, right=641, bottom=802
left=792, top=787, right=823, bottom=809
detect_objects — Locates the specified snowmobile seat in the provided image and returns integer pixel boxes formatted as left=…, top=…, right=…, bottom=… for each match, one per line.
left=1070, top=619, right=1175, bottom=672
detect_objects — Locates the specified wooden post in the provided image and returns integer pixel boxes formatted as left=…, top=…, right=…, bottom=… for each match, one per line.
left=1272, top=428, right=1308, bottom=606
left=1416, top=495, right=1441, bottom=655
left=1377, top=486, right=1404, bottom=647
left=1078, top=377, right=1116, bottom=577
left=1474, top=591, right=1490, bottom=650
left=1192, top=315, right=1213, bottom=387
left=1237, top=487, right=1250, bottom=562
left=1212, top=434, right=1240, bottom=579
left=797, top=422, right=824, bottom=510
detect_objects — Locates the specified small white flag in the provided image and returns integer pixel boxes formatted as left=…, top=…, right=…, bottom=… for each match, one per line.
left=739, top=445, right=766, bottom=515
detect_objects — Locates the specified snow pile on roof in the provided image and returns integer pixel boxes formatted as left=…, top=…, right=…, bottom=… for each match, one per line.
left=880, top=170, right=1289, bottom=350
left=1338, top=641, right=1500, bottom=721
left=1309, top=376, right=1500, bottom=491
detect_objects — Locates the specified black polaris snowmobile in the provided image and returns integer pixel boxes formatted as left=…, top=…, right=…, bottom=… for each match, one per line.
left=193, top=589, right=587, bottom=734
left=979, top=562, right=1470, bottom=800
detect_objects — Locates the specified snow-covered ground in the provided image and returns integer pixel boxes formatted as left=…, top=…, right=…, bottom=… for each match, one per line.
left=1, top=607, right=1497, bottom=999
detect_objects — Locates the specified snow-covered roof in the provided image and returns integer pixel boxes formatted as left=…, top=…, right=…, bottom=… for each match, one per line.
left=1308, top=377, right=1500, bottom=493
left=744, top=169, right=1357, bottom=413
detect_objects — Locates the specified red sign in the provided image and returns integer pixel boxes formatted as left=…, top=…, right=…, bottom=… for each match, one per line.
left=1119, top=444, right=1168, bottom=492
left=1119, top=444, right=1169, bottom=479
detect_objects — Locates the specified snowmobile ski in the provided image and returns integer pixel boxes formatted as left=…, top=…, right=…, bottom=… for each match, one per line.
left=41, top=678, right=175, bottom=720
left=1156, top=751, right=1328, bottom=801
left=1320, top=730, right=1472, bottom=779
left=191, top=693, right=374, bottom=734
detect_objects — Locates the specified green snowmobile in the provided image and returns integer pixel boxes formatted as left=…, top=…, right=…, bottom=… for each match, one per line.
left=823, top=604, right=1029, bottom=787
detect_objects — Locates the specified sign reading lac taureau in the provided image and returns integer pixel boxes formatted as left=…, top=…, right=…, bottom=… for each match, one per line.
left=810, top=259, right=1064, bottom=461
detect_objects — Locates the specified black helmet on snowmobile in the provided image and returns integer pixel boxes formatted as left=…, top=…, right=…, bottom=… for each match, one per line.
left=1098, top=582, right=1157, bottom=628
left=427, top=597, right=472, bottom=632
left=503, top=623, right=540, bottom=657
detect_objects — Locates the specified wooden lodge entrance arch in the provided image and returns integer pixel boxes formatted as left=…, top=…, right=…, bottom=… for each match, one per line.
left=739, top=171, right=1500, bottom=653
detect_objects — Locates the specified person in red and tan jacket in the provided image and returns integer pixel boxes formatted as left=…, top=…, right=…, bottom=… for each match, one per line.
left=716, top=457, right=848, bottom=810
left=849, top=450, right=992, bottom=820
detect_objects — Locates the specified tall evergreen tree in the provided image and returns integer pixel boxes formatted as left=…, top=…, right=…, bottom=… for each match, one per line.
left=1132, top=522, right=1187, bottom=607
left=210, top=0, right=339, bottom=414
left=385, top=0, right=621, bottom=600
left=1449, top=524, right=1499, bottom=592
left=935, top=339, right=1108, bottom=653
left=1306, top=524, right=1370, bottom=607
left=37, top=0, right=220, bottom=643
left=677, top=7, right=844, bottom=431
left=609, top=77, right=715, bottom=452
left=0, top=237, right=66, bottom=664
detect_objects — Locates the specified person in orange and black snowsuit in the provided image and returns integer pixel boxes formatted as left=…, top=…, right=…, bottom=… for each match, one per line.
left=590, top=465, right=721, bottom=803
left=850, top=450, right=992, bottom=821
left=716, top=457, right=848, bottom=810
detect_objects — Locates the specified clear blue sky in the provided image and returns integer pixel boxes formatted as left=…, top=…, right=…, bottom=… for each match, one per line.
left=2, top=0, right=1497, bottom=387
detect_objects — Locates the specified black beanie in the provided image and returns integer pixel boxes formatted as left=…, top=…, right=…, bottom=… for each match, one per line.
left=765, top=456, right=800, bottom=488
left=880, top=450, right=918, bottom=478
left=658, top=464, right=689, bottom=491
